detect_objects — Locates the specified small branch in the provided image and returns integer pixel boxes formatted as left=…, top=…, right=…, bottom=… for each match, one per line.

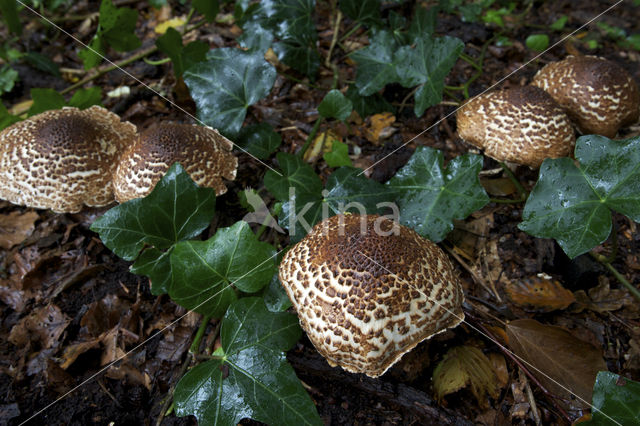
left=591, top=252, right=640, bottom=303
left=325, top=10, right=342, bottom=68
left=189, top=313, right=213, bottom=354
left=298, top=116, right=324, bottom=158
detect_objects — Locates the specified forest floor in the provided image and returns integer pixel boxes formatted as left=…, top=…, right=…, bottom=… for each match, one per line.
left=1, top=1, right=640, bottom=425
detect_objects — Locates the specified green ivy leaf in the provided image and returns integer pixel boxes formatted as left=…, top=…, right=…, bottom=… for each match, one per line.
left=28, top=88, right=65, bottom=116
left=318, top=89, right=353, bottom=121
left=387, top=147, right=489, bottom=242
left=79, top=0, right=141, bottom=69
left=339, top=0, right=382, bottom=27
left=407, top=6, right=437, bottom=40
left=345, top=85, right=394, bottom=118
left=174, top=297, right=320, bottom=425
left=0, top=64, right=18, bottom=95
left=237, top=123, right=282, bottom=160
left=519, top=135, right=640, bottom=259
left=550, top=15, right=568, bottom=31
left=184, top=48, right=276, bottom=137
left=24, top=52, right=60, bottom=77
left=156, top=27, right=208, bottom=78
left=90, top=163, right=216, bottom=261
left=0, top=0, right=22, bottom=34
left=582, top=371, right=640, bottom=425
left=264, top=152, right=323, bottom=202
left=193, top=0, right=220, bottom=22
left=169, top=221, right=276, bottom=316
left=130, top=248, right=172, bottom=295
left=395, top=35, right=464, bottom=116
left=323, top=140, right=352, bottom=167
left=263, top=273, right=292, bottom=312
left=0, top=102, right=20, bottom=130
left=351, top=29, right=399, bottom=96
left=68, top=87, right=103, bottom=109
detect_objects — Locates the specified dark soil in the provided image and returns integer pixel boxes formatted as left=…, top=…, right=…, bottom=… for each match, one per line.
left=1, top=1, right=640, bottom=425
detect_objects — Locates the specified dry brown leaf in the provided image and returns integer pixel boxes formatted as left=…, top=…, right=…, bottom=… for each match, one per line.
left=488, top=353, right=509, bottom=388
left=432, top=345, right=499, bottom=408
left=303, top=130, right=341, bottom=163
left=479, top=177, right=517, bottom=197
left=157, top=326, right=192, bottom=362
left=505, top=319, right=607, bottom=410
left=59, top=339, right=100, bottom=370
left=357, top=112, right=396, bottom=144
left=0, top=211, right=39, bottom=249
left=8, top=304, right=70, bottom=349
left=505, top=274, right=575, bottom=312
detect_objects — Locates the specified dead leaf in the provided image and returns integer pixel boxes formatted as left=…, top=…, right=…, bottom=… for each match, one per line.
left=9, top=304, right=70, bottom=349
left=356, top=112, right=396, bottom=144
left=488, top=353, right=509, bottom=388
left=0, top=211, right=39, bottom=249
left=432, top=345, right=499, bottom=407
left=303, top=130, right=341, bottom=163
left=59, top=339, right=100, bottom=370
left=505, top=319, right=607, bottom=410
left=157, top=326, right=192, bottom=362
left=479, top=177, right=517, bottom=197
left=572, top=276, right=638, bottom=314
left=505, top=274, right=575, bottom=312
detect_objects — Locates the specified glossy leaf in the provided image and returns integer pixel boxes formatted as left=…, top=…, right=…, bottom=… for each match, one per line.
left=130, top=248, right=172, bottom=295
left=24, top=52, right=60, bottom=77
left=169, top=221, right=276, bottom=316
left=156, top=27, right=208, bottom=78
left=519, top=135, right=640, bottom=259
left=174, top=297, right=321, bottom=425
left=263, top=273, right=293, bottom=312
left=90, top=163, right=216, bottom=261
left=345, top=85, right=394, bottom=118
left=339, top=0, right=382, bottom=27
left=584, top=371, right=640, bottom=425
left=323, top=140, right=352, bottom=167
left=318, top=89, right=353, bottom=121
left=526, top=34, right=549, bottom=51
left=0, top=64, right=18, bottom=95
left=387, top=147, right=489, bottom=242
left=264, top=152, right=323, bottom=202
left=237, top=122, right=282, bottom=160
left=0, top=102, right=20, bottom=130
left=395, top=35, right=464, bottom=116
left=68, top=87, right=103, bottom=109
left=193, top=0, right=220, bottom=21
left=184, top=48, right=276, bottom=136
left=28, top=88, right=65, bottom=116
left=407, top=6, right=437, bottom=40
left=0, top=0, right=21, bottom=34
left=351, top=30, right=399, bottom=96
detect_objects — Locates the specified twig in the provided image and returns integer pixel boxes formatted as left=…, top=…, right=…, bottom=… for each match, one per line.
left=444, top=244, right=502, bottom=302
left=522, top=369, right=542, bottom=426
left=325, top=9, right=342, bottom=68
left=298, top=116, right=324, bottom=158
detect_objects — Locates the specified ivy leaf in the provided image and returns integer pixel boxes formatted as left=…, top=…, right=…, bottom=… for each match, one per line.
left=156, top=27, right=208, bottom=78
left=387, top=147, right=489, bottom=242
left=184, top=48, right=276, bottom=137
left=519, top=135, right=640, bottom=259
left=24, top=52, right=60, bottom=77
left=395, top=35, right=464, bottom=116
left=526, top=34, right=550, bottom=52
left=237, top=123, right=282, bottom=160
left=318, top=89, right=353, bottom=121
left=0, top=0, right=21, bottom=34
left=68, top=87, right=103, bottom=109
left=174, top=297, right=321, bottom=425
left=279, top=191, right=324, bottom=243
left=351, top=30, right=399, bottom=96
left=130, top=248, right=172, bottom=295
left=169, top=221, right=276, bottom=316
left=0, top=64, right=18, bottom=95
left=339, top=0, right=382, bottom=27
left=263, top=273, right=293, bottom=312
left=193, top=0, right=220, bottom=22
left=323, top=140, right=352, bottom=167
left=407, top=6, right=437, bottom=40
left=345, top=86, right=394, bottom=118
left=90, top=163, right=216, bottom=261
left=28, top=88, right=65, bottom=116
left=264, top=152, right=323, bottom=202
left=583, top=371, right=640, bottom=425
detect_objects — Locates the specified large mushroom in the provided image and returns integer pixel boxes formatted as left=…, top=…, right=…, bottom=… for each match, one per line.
left=456, top=85, right=575, bottom=168
left=113, top=123, right=238, bottom=202
left=531, top=55, right=640, bottom=137
left=0, top=106, right=136, bottom=213
left=278, top=214, right=465, bottom=377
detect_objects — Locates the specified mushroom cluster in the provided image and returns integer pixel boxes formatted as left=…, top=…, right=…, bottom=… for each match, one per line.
left=278, top=214, right=465, bottom=377
left=457, top=55, right=639, bottom=167
left=0, top=107, right=237, bottom=212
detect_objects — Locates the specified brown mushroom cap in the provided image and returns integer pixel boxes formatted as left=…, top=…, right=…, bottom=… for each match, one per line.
left=456, top=85, right=575, bottom=168
left=278, top=214, right=465, bottom=377
left=531, top=55, right=640, bottom=138
left=0, top=106, right=136, bottom=213
left=113, top=123, right=238, bottom=202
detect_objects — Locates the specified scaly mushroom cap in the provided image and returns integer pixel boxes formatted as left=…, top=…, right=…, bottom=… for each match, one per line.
left=531, top=55, right=640, bottom=138
left=113, top=123, right=238, bottom=202
left=278, top=214, right=465, bottom=377
left=0, top=106, right=136, bottom=213
left=456, top=86, right=575, bottom=168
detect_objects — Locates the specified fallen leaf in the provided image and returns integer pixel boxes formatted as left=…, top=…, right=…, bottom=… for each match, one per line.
left=154, top=17, right=187, bottom=34
left=480, top=177, right=517, bottom=197
left=303, top=129, right=341, bottom=163
left=432, top=345, right=499, bottom=407
left=157, top=326, right=192, bottom=362
left=59, top=339, right=100, bottom=370
left=506, top=319, right=608, bottom=410
left=488, top=353, right=509, bottom=388
left=0, top=211, right=39, bottom=249
left=358, top=112, right=396, bottom=144
left=505, top=274, right=575, bottom=312
left=8, top=305, right=70, bottom=349
left=572, top=276, right=638, bottom=314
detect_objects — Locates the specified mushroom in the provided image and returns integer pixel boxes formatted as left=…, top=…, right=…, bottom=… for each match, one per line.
left=112, top=123, right=238, bottom=202
left=0, top=106, right=136, bottom=213
left=278, top=214, right=465, bottom=377
left=456, top=85, right=575, bottom=168
left=531, top=55, right=640, bottom=138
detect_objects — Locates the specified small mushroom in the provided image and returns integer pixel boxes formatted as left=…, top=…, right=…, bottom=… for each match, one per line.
left=0, top=106, right=136, bottom=213
left=531, top=55, right=640, bottom=138
left=278, top=214, right=465, bottom=377
left=456, top=85, right=575, bottom=168
left=113, top=123, right=238, bottom=202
